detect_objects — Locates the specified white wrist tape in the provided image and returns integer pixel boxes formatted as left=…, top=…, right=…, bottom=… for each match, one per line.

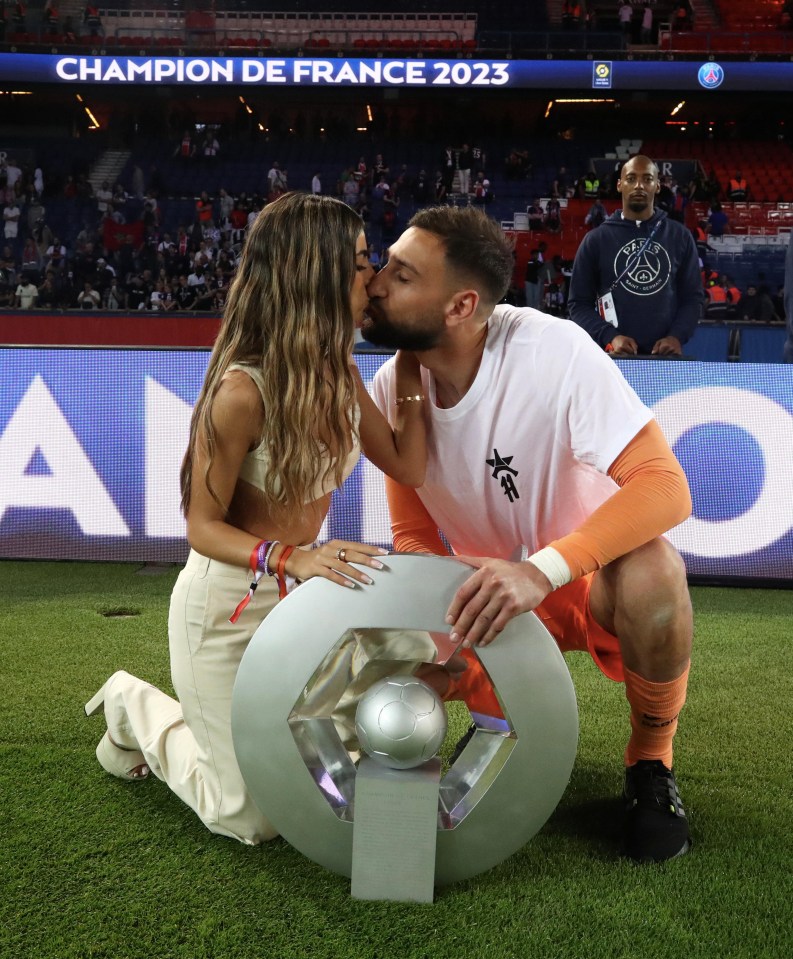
left=525, top=546, right=572, bottom=591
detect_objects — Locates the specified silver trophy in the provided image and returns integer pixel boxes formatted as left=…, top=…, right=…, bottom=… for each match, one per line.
left=231, top=553, right=578, bottom=901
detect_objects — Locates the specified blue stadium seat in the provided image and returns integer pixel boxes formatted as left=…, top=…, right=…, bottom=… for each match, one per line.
left=739, top=327, right=787, bottom=363
left=686, top=325, right=731, bottom=362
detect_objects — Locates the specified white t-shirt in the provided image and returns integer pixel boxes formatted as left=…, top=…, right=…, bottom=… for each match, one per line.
left=16, top=282, right=38, bottom=308
left=3, top=205, right=20, bottom=238
left=372, top=305, right=653, bottom=559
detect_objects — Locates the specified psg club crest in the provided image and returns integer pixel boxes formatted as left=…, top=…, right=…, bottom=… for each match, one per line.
left=698, top=63, right=725, bottom=89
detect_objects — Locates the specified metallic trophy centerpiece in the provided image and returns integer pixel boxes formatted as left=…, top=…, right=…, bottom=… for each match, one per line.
left=231, top=553, right=578, bottom=897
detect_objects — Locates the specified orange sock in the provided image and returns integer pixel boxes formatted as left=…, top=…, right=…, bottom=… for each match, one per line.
left=623, top=662, right=690, bottom=769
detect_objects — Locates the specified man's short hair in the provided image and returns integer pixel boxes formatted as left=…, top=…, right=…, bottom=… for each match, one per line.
left=408, top=205, right=513, bottom=305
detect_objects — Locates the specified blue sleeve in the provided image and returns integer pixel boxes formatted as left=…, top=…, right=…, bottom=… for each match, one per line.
left=669, top=227, right=704, bottom=345
left=567, top=234, right=615, bottom=349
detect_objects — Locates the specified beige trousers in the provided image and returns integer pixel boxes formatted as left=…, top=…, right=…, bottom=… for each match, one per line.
left=99, top=551, right=441, bottom=844
left=100, top=550, right=279, bottom=845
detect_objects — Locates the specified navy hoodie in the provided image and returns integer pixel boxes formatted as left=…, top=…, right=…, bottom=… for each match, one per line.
left=567, top=209, right=703, bottom=353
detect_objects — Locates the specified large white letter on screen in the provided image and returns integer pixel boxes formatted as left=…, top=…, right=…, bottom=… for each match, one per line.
left=145, top=378, right=191, bottom=537
left=653, top=386, right=793, bottom=557
left=0, top=375, right=130, bottom=534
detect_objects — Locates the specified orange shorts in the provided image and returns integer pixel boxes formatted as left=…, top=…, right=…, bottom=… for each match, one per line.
left=450, top=573, right=624, bottom=718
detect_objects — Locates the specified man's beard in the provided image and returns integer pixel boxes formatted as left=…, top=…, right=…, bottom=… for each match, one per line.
left=627, top=196, right=650, bottom=214
left=361, top=308, right=443, bottom=351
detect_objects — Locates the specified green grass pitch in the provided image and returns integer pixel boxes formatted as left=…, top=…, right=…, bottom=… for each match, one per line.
left=1, top=561, right=791, bottom=959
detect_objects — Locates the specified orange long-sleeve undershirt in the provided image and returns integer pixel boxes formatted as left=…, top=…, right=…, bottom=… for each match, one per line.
left=385, top=420, right=692, bottom=578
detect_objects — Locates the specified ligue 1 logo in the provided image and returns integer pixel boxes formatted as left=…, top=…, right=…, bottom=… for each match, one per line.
left=698, top=62, right=725, bottom=89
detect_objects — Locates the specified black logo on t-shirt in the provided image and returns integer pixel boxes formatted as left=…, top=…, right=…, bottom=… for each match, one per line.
left=486, top=449, right=519, bottom=502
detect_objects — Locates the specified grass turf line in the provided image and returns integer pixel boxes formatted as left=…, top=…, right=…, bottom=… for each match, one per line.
left=1, top=561, right=792, bottom=959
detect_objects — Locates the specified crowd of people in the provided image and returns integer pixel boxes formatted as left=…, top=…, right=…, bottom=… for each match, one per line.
left=0, top=141, right=786, bottom=328
left=0, top=138, right=503, bottom=312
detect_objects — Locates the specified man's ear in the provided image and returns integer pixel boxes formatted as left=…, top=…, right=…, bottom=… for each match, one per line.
left=446, top=288, right=480, bottom=328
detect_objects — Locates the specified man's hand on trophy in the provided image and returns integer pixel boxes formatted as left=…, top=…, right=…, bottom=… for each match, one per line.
left=445, top=557, right=553, bottom=648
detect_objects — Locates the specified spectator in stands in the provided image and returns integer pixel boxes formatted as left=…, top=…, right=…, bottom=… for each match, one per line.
left=440, top=145, right=456, bottom=195
left=195, top=190, right=214, bottom=231
left=720, top=275, right=741, bottom=315
left=82, top=3, right=102, bottom=37
left=12, top=2, right=27, bottom=32
left=412, top=169, right=431, bottom=206
left=585, top=197, right=607, bottom=230
left=457, top=144, right=473, bottom=196
left=372, top=153, right=390, bottom=181
left=738, top=284, right=777, bottom=323
left=95, top=180, right=113, bottom=222
left=640, top=4, right=653, bottom=43
left=728, top=171, right=749, bottom=202
left=581, top=169, right=600, bottom=200
left=704, top=275, right=729, bottom=318
left=126, top=274, right=149, bottom=311
left=267, top=162, right=288, bottom=200
left=42, top=0, right=59, bottom=35
left=20, top=236, right=42, bottom=279
left=551, top=165, right=570, bottom=199
left=544, top=196, right=562, bottom=233
left=504, top=146, right=530, bottom=181
left=3, top=198, right=21, bottom=258
left=175, top=130, right=196, bottom=164
left=77, top=280, right=101, bottom=310
left=473, top=178, right=494, bottom=206
left=174, top=274, right=196, bottom=311
left=15, top=274, right=38, bottom=309
left=343, top=173, right=361, bottom=210
left=619, top=2, right=634, bottom=41
left=0, top=262, right=16, bottom=307
left=36, top=272, right=60, bottom=310
left=45, top=237, right=67, bottom=272
left=111, top=183, right=129, bottom=223
left=3, top=156, right=22, bottom=195
left=201, top=131, right=220, bottom=163
left=311, top=171, right=322, bottom=196
left=568, top=154, right=703, bottom=356
left=674, top=1, right=693, bottom=31
left=434, top=170, right=448, bottom=204
left=707, top=201, right=729, bottom=238
left=103, top=277, right=125, bottom=310
left=527, top=197, right=545, bottom=231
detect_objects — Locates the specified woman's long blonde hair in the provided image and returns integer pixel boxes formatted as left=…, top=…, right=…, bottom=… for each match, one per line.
left=180, top=192, right=362, bottom=519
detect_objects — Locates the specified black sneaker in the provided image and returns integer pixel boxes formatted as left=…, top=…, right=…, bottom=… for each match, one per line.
left=623, top=760, right=691, bottom=863
left=448, top=723, right=476, bottom=765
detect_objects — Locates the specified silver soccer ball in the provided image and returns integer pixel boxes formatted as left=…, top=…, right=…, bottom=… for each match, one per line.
left=355, top=675, right=448, bottom=770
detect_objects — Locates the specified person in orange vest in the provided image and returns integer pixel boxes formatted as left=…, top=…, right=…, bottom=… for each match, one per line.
left=704, top=276, right=728, bottom=317
left=728, top=171, right=748, bottom=201
left=723, top=274, right=741, bottom=315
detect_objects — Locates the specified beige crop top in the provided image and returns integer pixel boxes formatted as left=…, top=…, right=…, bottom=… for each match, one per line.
left=227, top=363, right=361, bottom=502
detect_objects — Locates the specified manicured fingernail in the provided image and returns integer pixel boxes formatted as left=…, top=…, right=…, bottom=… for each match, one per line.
left=445, top=615, right=453, bottom=624
left=449, top=631, right=459, bottom=642
left=369, top=560, right=384, bottom=570
left=376, top=548, right=388, bottom=554
left=345, top=580, right=356, bottom=589
left=362, top=575, right=374, bottom=585
left=462, top=639, right=471, bottom=649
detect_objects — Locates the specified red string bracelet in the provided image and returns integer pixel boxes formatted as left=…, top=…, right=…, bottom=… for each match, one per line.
left=229, top=539, right=267, bottom=624
left=276, top=545, right=295, bottom=600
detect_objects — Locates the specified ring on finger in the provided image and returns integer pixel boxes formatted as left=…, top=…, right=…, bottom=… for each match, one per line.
left=336, top=547, right=347, bottom=563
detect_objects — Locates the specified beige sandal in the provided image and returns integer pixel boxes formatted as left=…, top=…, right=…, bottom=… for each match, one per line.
left=85, top=683, right=149, bottom=781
